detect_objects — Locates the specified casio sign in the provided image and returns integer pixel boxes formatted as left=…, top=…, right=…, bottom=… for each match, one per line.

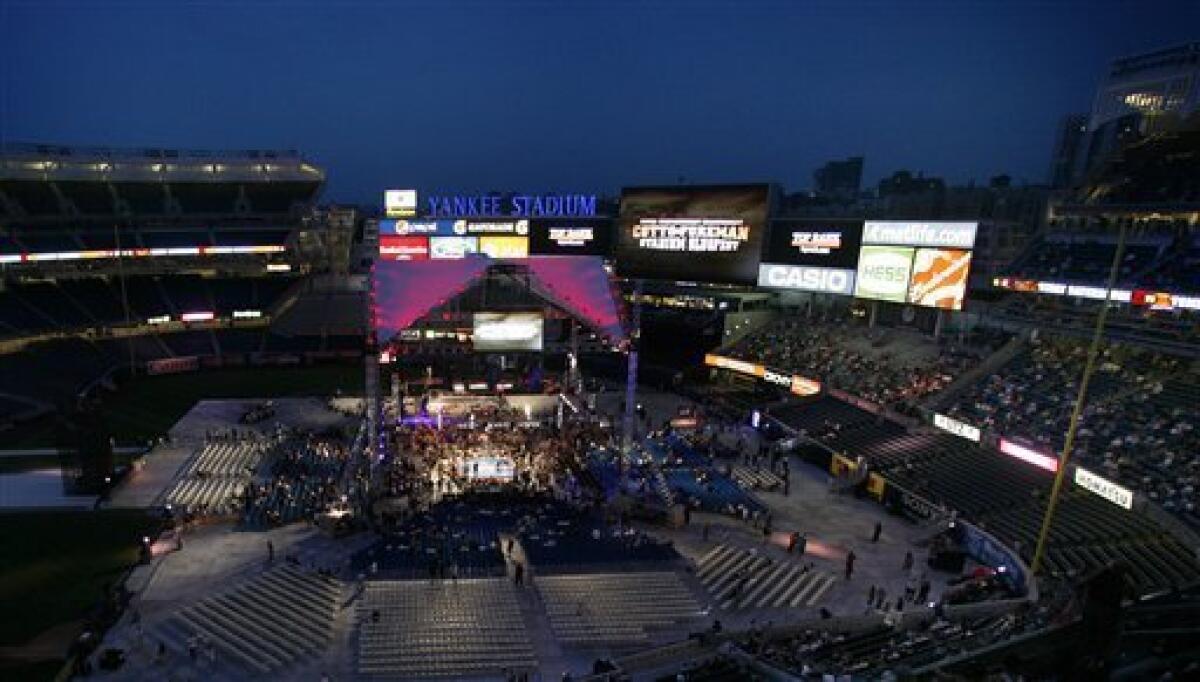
left=758, top=264, right=855, bottom=295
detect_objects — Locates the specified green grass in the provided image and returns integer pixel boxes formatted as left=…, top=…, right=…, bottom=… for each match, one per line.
left=0, top=658, right=66, bottom=682
left=2, top=364, right=363, bottom=449
left=0, top=510, right=159, bottom=648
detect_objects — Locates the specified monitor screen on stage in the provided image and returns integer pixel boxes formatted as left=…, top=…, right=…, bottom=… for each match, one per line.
left=614, top=184, right=770, bottom=285
left=472, top=312, right=544, bottom=351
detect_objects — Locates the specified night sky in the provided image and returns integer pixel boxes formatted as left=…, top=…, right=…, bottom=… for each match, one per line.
left=2, top=0, right=1197, bottom=204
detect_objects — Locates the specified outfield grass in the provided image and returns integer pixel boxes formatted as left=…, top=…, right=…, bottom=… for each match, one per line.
left=0, top=510, right=159, bottom=648
left=3, top=364, right=363, bottom=449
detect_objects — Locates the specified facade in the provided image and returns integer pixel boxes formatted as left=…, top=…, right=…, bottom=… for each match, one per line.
left=813, top=156, right=863, bottom=201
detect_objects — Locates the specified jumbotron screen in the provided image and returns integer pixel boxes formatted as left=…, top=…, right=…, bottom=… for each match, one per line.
left=613, top=184, right=770, bottom=285
left=472, top=312, right=544, bottom=351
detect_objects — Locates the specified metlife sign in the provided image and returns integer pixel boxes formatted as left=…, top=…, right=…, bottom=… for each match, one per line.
left=1074, top=467, right=1134, bottom=510
left=863, top=221, right=978, bottom=249
left=757, top=263, right=856, bottom=295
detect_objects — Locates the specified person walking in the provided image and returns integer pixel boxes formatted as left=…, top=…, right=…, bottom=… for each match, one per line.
left=844, top=550, right=857, bottom=580
left=871, top=521, right=882, bottom=543
left=902, top=550, right=913, bottom=571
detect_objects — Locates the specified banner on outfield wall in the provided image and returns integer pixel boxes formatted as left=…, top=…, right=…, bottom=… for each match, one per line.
left=146, top=356, right=200, bottom=375
left=1074, top=467, right=1134, bottom=509
left=703, top=354, right=821, bottom=396
left=933, top=413, right=982, bottom=442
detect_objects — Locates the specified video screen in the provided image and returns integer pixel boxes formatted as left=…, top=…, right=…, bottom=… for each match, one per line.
left=854, top=245, right=913, bottom=303
left=765, top=220, right=863, bottom=268
left=907, top=248, right=972, bottom=310
left=472, top=312, right=543, bottom=351
left=614, top=185, right=770, bottom=285
left=529, top=218, right=613, bottom=256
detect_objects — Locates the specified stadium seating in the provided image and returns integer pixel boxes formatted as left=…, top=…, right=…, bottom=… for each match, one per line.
left=944, top=336, right=1200, bottom=529
left=775, top=395, right=1200, bottom=596
left=357, top=578, right=536, bottom=678
left=725, top=319, right=1001, bottom=409
left=537, top=572, right=703, bottom=645
left=159, top=565, right=339, bottom=676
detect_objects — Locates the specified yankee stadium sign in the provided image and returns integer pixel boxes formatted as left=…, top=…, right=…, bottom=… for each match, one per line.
left=426, top=193, right=597, bottom=219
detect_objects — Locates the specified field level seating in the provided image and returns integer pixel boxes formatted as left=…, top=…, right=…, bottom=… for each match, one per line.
left=537, top=572, right=703, bottom=647
left=697, top=544, right=837, bottom=610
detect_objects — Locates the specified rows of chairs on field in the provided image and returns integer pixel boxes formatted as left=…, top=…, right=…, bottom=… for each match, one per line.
left=157, top=565, right=339, bottom=676
left=357, top=578, right=535, bottom=679
left=538, top=572, right=704, bottom=646
left=696, top=544, right=836, bottom=612
left=163, top=440, right=267, bottom=516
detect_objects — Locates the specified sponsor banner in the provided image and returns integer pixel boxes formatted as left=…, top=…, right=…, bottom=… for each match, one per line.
left=614, top=184, right=770, bottom=285
left=384, top=189, right=418, bottom=218
left=146, top=356, right=199, bottom=375
left=998, top=438, right=1059, bottom=472
left=429, top=236, right=479, bottom=260
left=863, top=221, right=978, bottom=249
left=765, top=220, right=864, bottom=268
left=453, top=218, right=529, bottom=236
left=1037, top=281, right=1067, bottom=295
left=1067, top=284, right=1132, bottom=302
left=478, top=235, right=529, bottom=259
left=908, top=248, right=972, bottom=310
left=383, top=218, right=456, bottom=236
left=933, top=413, right=982, bottom=442
left=757, top=263, right=856, bottom=295
left=425, top=193, right=597, bottom=218
left=704, top=353, right=763, bottom=377
left=854, top=245, right=914, bottom=303
left=703, top=354, right=821, bottom=396
left=1075, top=467, right=1134, bottom=509
left=379, top=235, right=430, bottom=261
left=528, top=218, right=613, bottom=256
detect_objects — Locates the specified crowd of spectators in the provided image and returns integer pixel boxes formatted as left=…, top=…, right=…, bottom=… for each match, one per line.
left=946, top=337, right=1199, bottom=528
left=725, top=319, right=1004, bottom=409
left=241, top=432, right=350, bottom=528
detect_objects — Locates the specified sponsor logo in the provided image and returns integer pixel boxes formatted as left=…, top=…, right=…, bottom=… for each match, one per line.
left=855, top=246, right=913, bottom=301
left=933, top=413, right=981, bottom=442
left=863, top=221, right=977, bottom=249
left=791, top=231, right=842, bottom=254
left=758, top=263, right=855, bottom=295
left=1075, top=467, right=1133, bottom=509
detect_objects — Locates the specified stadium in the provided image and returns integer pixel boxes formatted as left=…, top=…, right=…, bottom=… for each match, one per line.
left=3, top=20, right=1200, bottom=681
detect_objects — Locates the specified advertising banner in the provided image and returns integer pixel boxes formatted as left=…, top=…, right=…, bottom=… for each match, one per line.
left=429, top=236, right=479, bottom=260
left=1075, top=467, right=1134, bottom=509
left=757, top=263, right=856, bottom=295
left=384, top=189, right=418, bottom=218
left=863, top=221, right=978, bottom=249
left=528, top=218, right=613, bottom=256
left=854, top=245, right=914, bottom=302
left=614, top=185, right=770, bottom=285
left=933, top=413, right=982, bottom=442
left=908, top=248, right=972, bottom=310
left=379, top=235, right=430, bottom=261
left=765, top=219, right=863, bottom=268
left=479, top=235, right=530, bottom=259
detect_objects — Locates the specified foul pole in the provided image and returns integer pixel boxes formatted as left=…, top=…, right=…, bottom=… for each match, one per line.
left=1031, top=221, right=1128, bottom=574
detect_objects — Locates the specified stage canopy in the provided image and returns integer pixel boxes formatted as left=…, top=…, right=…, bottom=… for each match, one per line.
left=372, top=255, right=626, bottom=344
